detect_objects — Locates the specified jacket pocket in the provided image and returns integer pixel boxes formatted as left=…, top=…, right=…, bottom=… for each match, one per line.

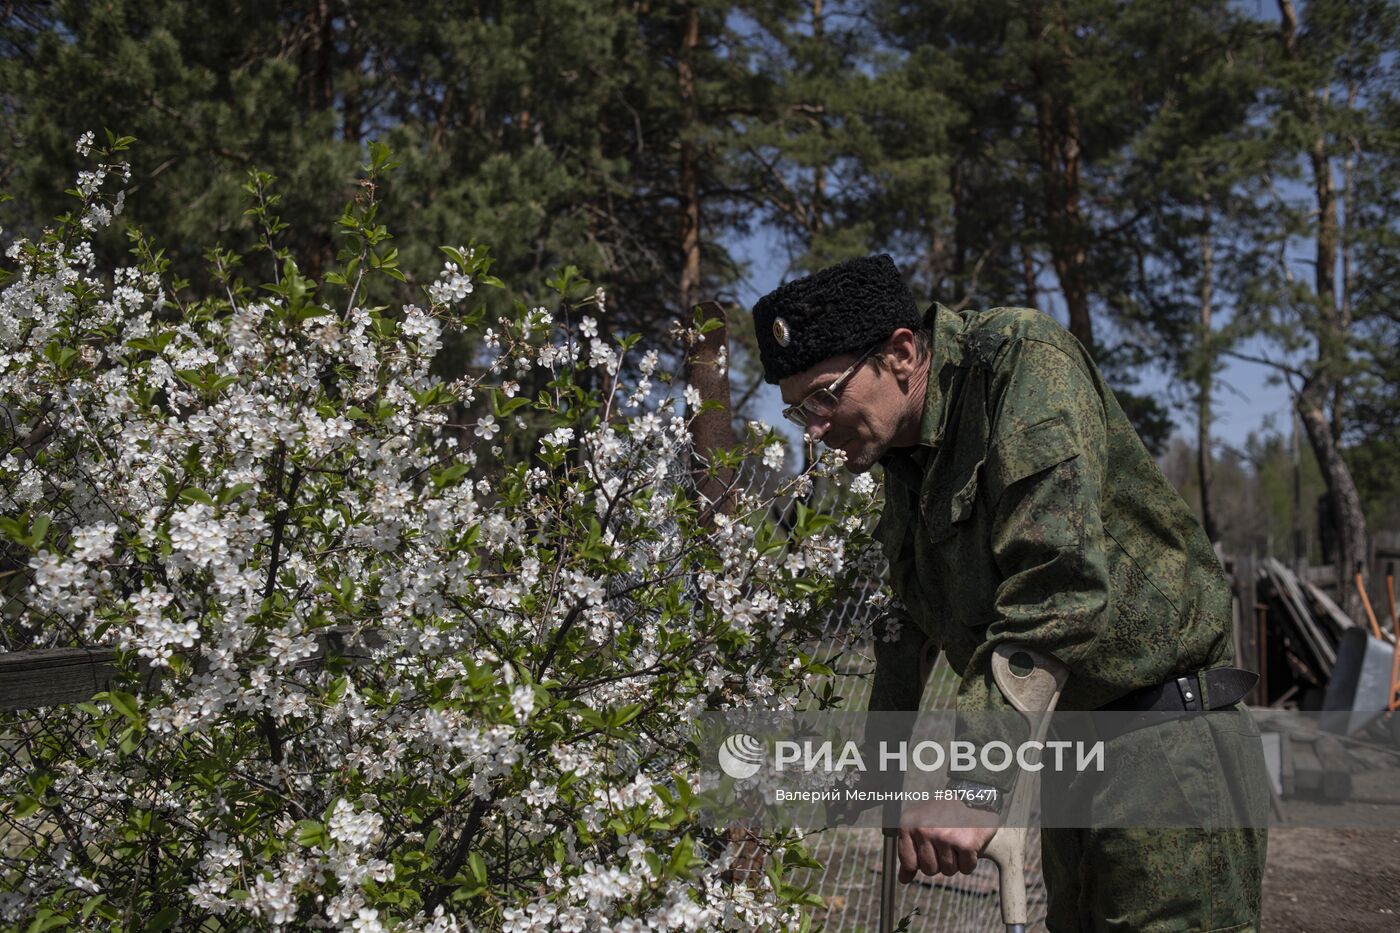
left=921, top=461, right=982, bottom=543
left=986, top=415, right=1079, bottom=504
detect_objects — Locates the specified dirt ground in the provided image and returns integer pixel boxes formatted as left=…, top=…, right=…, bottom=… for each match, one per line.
left=1262, top=828, right=1400, bottom=931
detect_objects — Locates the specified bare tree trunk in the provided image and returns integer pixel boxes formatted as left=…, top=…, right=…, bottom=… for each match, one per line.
left=950, top=159, right=966, bottom=304
left=1305, top=130, right=1367, bottom=618
left=677, top=9, right=737, bottom=521
left=1020, top=200, right=1038, bottom=309
left=1277, top=0, right=1297, bottom=53
left=1336, top=78, right=1359, bottom=444
left=1196, top=193, right=1218, bottom=543
left=1277, top=0, right=1369, bottom=621
left=810, top=0, right=826, bottom=244
left=1291, top=410, right=1305, bottom=570
left=678, top=6, right=702, bottom=315
left=1029, top=5, right=1094, bottom=352
left=293, top=0, right=341, bottom=278
left=305, top=0, right=334, bottom=114
left=798, top=0, right=824, bottom=481
left=1298, top=380, right=1369, bottom=619
left=1310, top=120, right=1337, bottom=332
left=685, top=302, right=737, bottom=519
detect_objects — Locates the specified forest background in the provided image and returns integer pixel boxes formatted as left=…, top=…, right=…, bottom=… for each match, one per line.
left=3, top=0, right=1397, bottom=619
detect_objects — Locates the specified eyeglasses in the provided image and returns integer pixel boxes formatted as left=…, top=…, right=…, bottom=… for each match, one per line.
left=781, top=344, right=881, bottom=429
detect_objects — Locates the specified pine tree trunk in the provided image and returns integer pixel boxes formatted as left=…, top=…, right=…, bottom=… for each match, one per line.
left=678, top=7, right=702, bottom=315
left=1297, top=379, right=1369, bottom=621
left=1020, top=200, right=1038, bottom=309
left=677, top=8, right=736, bottom=521
left=810, top=0, right=826, bottom=241
left=1304, top=136, right=1368, bottom=618
left=305, top=0, right=334, bottom=114
left=1276, top=0, right=1369, bottom=621
left=1029, top=7, right=1094, bottom=352
left=1197, top=196, right=1218, bottom=543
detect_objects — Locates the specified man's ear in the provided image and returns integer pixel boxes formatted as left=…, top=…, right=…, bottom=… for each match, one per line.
left=887, top=328, right=920, bottom=380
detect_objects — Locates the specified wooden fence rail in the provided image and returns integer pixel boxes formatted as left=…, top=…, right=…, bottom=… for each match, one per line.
left=0, top=629, right=384, bottom=713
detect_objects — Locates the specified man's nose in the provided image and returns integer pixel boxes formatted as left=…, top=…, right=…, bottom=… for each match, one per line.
left=805, top=418, right=831, bottom=443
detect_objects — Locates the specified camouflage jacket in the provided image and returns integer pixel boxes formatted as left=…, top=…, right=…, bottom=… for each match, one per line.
left=872, top=304, right=1234, bottom=720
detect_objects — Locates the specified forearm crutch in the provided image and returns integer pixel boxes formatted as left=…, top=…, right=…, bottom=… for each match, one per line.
left=981, top=643, right=1069, bottom=933
left=879, top=643, right=1067, bottom=932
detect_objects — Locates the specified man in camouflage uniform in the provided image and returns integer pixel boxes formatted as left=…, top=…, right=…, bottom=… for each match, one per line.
left=752, top=254, right=1266, bottom=931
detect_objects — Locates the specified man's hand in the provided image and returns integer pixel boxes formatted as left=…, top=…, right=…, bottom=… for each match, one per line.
left=895, top=799, right=1000, bottom=881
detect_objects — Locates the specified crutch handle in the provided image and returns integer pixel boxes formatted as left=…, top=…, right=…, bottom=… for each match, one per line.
left=983, top=643, right=1070, bottom=932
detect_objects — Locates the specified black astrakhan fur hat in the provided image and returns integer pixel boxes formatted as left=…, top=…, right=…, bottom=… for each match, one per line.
left=752, top=254, right=920, bottom=384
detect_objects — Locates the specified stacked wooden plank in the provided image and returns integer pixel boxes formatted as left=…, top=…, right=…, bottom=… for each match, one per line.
left=1259, top=557, right=1344, bottom=679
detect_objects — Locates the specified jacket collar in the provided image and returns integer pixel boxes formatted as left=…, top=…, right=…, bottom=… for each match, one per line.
left=917, top=303, right=965, bottom=450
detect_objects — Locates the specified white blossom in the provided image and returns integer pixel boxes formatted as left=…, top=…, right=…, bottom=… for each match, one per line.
left=428, top=262, right=474, bottom=305
left=474, top=414, right=500, bottom=439
left=762, top=442, right=785, bottom=472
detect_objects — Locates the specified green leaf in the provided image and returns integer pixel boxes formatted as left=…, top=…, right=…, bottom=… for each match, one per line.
left=468, top=851, right=487, bottom=886
left=178, top=487, right=215, bottom=506
left=28, top=514, right=50, bottom=549
left=667, top=834, right=697, bottom=877
left=545, top=265, right=584, bottom=296
left=79, top=896, right=106, bottom=921
left=218, top=483, right=255, bottom=505
left=610, top=703, right=642, bottom=728
left=174, top=368, right=207, bottom=390
left=325, top=675, right=349, bottom=704
left=142, top=907, right=180, bottom=933
left=101, top=691, right=140, bottom=723
left=496, top=396, right=533, bottom=417
left=366, top=139, right=400, bottom=173
left=431, top=464, right=471, bottom=490
left=24, top=909, right=68, bottom=933
left=0, top=516, right=25, bottom=545
left=295, top=820, right=327, bottom=848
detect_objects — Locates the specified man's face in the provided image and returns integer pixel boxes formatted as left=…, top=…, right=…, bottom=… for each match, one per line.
left=778, top=350, right=905, bottom=474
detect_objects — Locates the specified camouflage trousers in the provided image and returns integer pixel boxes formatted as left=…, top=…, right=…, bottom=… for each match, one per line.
left=1039, top=711, right=1269, bottom=931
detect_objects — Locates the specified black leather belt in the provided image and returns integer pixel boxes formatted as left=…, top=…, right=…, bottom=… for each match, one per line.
left=1091, top=668, right=1258, bottom=741
left=1099, top=667, right=1257, bottom=713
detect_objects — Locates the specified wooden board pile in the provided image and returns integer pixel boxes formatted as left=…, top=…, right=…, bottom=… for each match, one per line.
left=1258, top=558, right=1360, bottom=688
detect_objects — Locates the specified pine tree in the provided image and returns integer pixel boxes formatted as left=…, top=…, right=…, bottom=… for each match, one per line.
left=1239, top=0, right=1400, bottom=618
